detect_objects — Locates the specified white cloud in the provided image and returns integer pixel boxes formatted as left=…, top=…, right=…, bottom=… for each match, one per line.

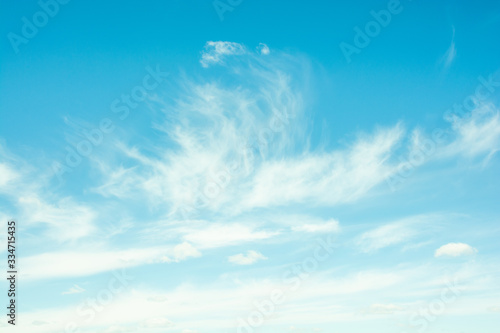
left=0, top=145, right=25, bottom=192
left=62, top=284, right=85, bottom=295
left=104, top=326, right=135, bottom=333
left=140, top=317, right=174, bottom=328
left=90, top=45, right=418, bottom=217
left=441, top=26, right=456, bottom=69
left=90, top=59, right=307, bottom=215
left=92, top=166, right=139, bottom=199
left=18, top=195, right=96, bottom=242
left=141, top=219, right=281, bottom=251
left=228, top=250, right=267, bottom=265
left=364, top=303, right=404, bottom=315
left=183, top=223, right=279, bottom=249
left=174, top=242, right=201, bottom=260
left=0, top=162, right=19, bottom=189
left=443, top=107, right=500, bottom=159
left=200, top=41, right=246, bottom=67
left=356, top=215, right=436, bottom=253
left=435, top=242, right=478, bottom=257
left=161, top=242, right=201, bottom=262
left=0, top=148, right=98, bottom=243
left=21, top=243, right=200, bottom=280
left=10, top=260, right=500, bottom=333
left=147, top=295, right=167, bottom=302
left=239, top=124, right=404, bottom=210
left=2, top=41, right=500, bottom=333
left=258, top=43, right=270, bottom=55
left=292, top=219, right=340, bottom=233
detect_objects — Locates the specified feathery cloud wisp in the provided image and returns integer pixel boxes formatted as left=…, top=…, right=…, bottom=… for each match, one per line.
left=200, top=41, right=246, bottom=67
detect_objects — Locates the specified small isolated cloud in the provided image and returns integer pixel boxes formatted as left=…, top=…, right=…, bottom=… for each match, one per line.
left=32, top=320, right=50, bottom=326
left=258, top=43, right=270, bottom=55
left=62, top=284, right=85, bottom=295
left=174, top=242, right=201, bottom=260
left=161, top=242, right=201, bottom=263
left=292, top=219, right=340, bottom=233
left=228, top=250, right=267, bottom=265
left=435, top=242, right=478, bottom=257
left=141, top=317, right=174, bottom=328
left=200, top=41, right=246, bottom=67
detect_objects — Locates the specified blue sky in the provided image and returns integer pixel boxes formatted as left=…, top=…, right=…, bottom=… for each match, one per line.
left=1, top=0, right=500, bottom=332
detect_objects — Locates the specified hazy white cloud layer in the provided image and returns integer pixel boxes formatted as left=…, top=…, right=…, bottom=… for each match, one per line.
left=1, top=41, right=499, bottom=333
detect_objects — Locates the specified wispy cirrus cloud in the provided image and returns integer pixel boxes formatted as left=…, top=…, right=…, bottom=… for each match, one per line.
left=21, top=243, right=201, bottom=280
left=442, top=106, right=500, bottom=159
left=89, top=43, right=309, bottom=217
left=238, top=124, right=403, bottom=210
left=0, top=146, right=97, bottom=243
left=1, top=40, right=500, bottom=333
left=441, top=26, right=457, bottom=69
left=89, top=42, right=500, bottom=222
left=200, top=41, right=247, bottom=67
left=18, top=194, right=96, bottom=242
left=88, top=46, right=411, bottom=218
left=355, top=214, right=442, bottom=253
